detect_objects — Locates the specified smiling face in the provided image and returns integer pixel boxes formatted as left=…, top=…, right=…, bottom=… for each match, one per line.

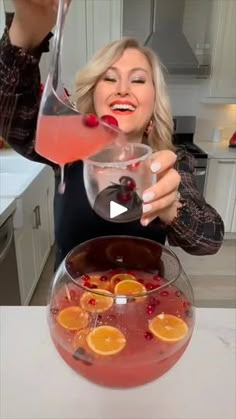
left=93, top=48, right=155, bottom=142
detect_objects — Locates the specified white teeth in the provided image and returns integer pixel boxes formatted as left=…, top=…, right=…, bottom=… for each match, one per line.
left=111, top=104, right=136, bottom=111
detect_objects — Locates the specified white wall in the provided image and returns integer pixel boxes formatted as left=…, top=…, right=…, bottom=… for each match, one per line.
left=168, top=81, right=236, bottom=142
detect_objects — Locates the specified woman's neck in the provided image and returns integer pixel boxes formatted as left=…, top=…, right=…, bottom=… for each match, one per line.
left=126, top=132, right=144, bottom=144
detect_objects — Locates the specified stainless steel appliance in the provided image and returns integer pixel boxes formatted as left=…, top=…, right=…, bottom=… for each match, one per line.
left=0, top=215, right=21, bottom=305
left=144, top=0, right=211, bottom=76
left=173, top=116, right=208, bottom=195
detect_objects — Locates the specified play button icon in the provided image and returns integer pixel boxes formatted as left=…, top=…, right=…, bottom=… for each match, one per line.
left=110, top=201, right=128, bottom=219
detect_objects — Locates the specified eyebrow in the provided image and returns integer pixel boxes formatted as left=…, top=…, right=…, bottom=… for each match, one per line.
left=108, top=66, right=149, bottom=74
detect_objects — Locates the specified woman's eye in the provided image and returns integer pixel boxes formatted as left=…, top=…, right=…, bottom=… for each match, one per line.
left=104, top=77, right=116, bottom=82
left=131, top=79, right=145, bottom=84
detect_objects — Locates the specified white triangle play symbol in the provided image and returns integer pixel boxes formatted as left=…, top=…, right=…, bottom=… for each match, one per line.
left=110, top=201, right=128, bottom=219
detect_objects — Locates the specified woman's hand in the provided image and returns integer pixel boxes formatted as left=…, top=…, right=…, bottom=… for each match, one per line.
left=141, top=150, right=181, bottom=226
left=9, top=0, right=70, bottom=50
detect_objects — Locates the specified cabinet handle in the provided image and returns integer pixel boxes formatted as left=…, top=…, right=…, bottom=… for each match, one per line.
left=33, top=205, right=41, bottom=229
left=37, top=206, right=41, bottom=227
left=219, top=160, right=236, bottom=164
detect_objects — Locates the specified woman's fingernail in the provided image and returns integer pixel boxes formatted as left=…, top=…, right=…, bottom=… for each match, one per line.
left=142, top=191, right=154, bottom=203
left=141, top=218, right=149, bottom=227
left=151, top=161, right=161, bottom=173
left=142, top=204, right=152, bottom=213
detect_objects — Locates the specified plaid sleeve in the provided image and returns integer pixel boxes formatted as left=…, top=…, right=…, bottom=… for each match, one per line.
left=0, top=16, right=54, bottom=166
left=166, top=147, right=224, bottom=255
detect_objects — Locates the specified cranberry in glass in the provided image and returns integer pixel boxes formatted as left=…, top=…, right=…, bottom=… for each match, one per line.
left=160, top=290, right=169, bottom=297
left=119, top=176, right=136, bottom=191
left=117, top=191, right=132, bottom=203
left=83, top=114, right=99, bottom=128
left=101, top=115, right=119, bottom=127
left=146, top=283, right=154, bottom=291
left=144, top=331, right=154, bottom=340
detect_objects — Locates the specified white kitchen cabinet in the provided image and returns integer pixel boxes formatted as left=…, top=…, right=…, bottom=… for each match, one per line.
left=231, top=201, right=236, bottom=234
left=14, top=167, right=54, bottom=305
left=32, top=187, right=51, bottom=279
left=43, top=0, right=122, bottom=89
left=205, top=158, right=236, bottom=233
left=205, top=0, right=236, bottom=102
left=85, top=0, right=122, bottom=59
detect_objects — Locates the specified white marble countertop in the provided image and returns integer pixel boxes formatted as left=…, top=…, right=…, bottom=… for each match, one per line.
left=0, top=149, right=46, bottom=197
left=0, top=197, right=16, bottom=226
left=1, top=306, right=235, bottom=419
left=196, top=140, right=236, bottom=159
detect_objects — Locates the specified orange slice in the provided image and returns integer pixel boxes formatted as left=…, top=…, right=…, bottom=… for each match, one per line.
left=86, top=326, right=126, bottom=355
left=57, top=306, right=89, bottom=331
left=110, top=273, right=136, bottom=284
left=88, top=274, right=111, bottom=291
left=149, top=314, right=189, bottom=342
left=80, top=289, right=113, bottom=313
left=114, top=279, right=146, bottom=296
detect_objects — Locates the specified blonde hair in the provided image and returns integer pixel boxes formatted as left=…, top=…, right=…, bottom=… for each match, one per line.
left=73, top=38, right=174, bottom=151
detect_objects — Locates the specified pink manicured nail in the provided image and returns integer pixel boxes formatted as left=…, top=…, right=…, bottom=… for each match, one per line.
left=142, top=191, right=154, bottom=203
left=141, top=218, right=149, bottom=227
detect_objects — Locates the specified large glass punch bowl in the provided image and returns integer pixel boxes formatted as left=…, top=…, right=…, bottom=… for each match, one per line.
left=47, top=236, right=195, bottom=388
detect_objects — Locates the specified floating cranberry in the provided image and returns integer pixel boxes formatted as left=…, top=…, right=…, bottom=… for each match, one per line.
left=90, top=284, right=98, bottom=289
left=153, top=274, right=161, bottom=281
left=146, top=305, right=155, bottom=315
left=88, top=298, right=96, bottom=305
left=117, top=191, right=132, bottom=203
left=144, top=331, right=154, bottom=340
left=175, top=290, right=182, bottom=297
left=148, top=297, right=160, bottom=306
left=83, top=114, right=99, bottom=128
left=146, top=283, right=154, bottom=290
left=101, top=115, right=118, bottom=127
left=183, top=301, right=191, bottom=308
left=84, top=281, right=92, bottom=288
left=160, top=290, right=169, bottom=297
left=100, top=275, right=108, bottom=282
left=138, top=279, right=145, bottom=284
left=82, top=274, right=90, bottom=282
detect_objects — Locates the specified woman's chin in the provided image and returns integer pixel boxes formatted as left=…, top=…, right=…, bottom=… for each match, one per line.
left=114, top=123, right=139, bottom=139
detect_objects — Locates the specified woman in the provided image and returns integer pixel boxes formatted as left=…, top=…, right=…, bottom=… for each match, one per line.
left=0, top=0, right=224, bottom=268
